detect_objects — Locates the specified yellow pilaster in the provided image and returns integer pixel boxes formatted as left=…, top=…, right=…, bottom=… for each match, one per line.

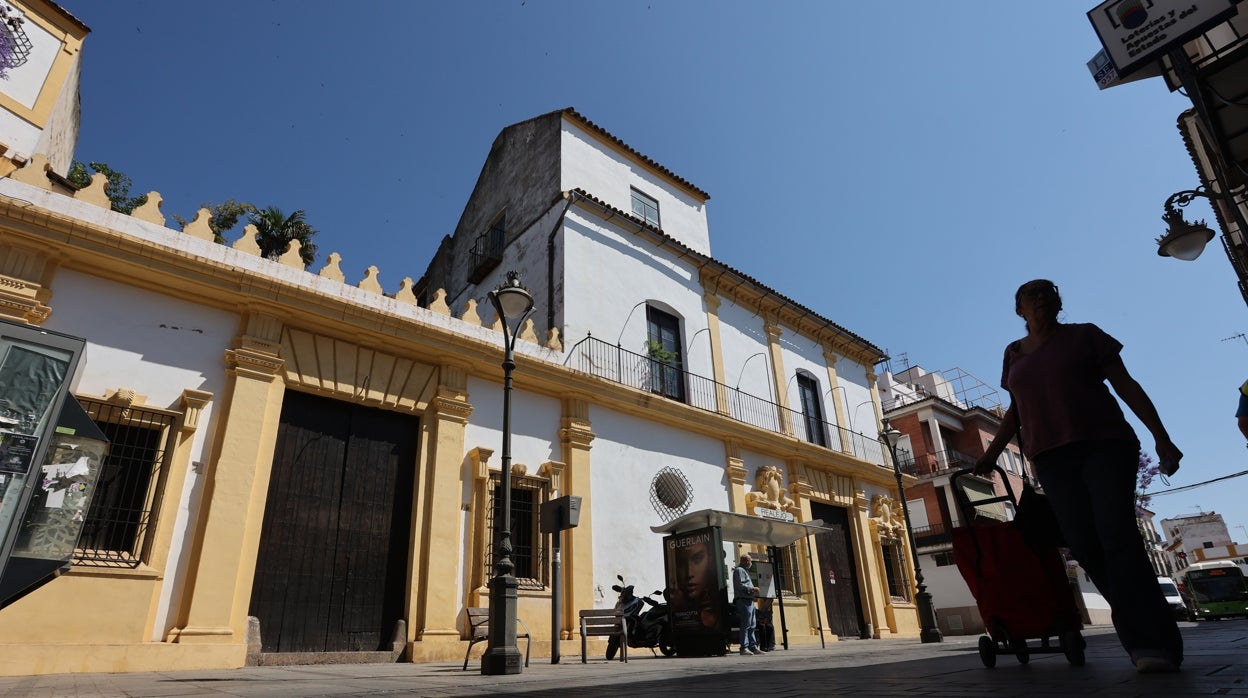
left=823, top=350, right=852, bottom=455
left=560, top=396, right=595, bottom=637
left=851, top=487, right=885, bottom=638
left=702, top=293, right=731, bottom=416
left=866, top=368, right=882, bottom=435
left=763, top=318, right=791, bottom=435
left=725, top=439, right=747, bottom=514
left=786, top=463, right=823, bottom=637
left=410, top=362, right=473, bottom=659
left=170, top=315, right=286, bottom=648
left=143, top=389, right=213, bottom=638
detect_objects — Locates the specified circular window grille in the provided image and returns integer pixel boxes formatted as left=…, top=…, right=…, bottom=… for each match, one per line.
left=649, top=466, right=693, bottom=522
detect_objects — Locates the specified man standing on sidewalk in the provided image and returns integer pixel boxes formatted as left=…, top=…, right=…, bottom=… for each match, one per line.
left=734, top=553, right=761, bottom=655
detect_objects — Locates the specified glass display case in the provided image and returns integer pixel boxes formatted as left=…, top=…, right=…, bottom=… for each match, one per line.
left=0, top=320, right=90, bottom=607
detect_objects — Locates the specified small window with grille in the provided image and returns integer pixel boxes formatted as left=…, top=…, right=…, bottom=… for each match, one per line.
left=486, top=472, right=550, bottom=590
left=772, top=543, right=803, bottom=596
left=74, top=398, right=177, bottom=567
left=882, top=541, right=911, bottom=601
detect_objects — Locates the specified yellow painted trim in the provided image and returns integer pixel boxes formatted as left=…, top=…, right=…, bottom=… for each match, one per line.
left=701, top=291, right=731, bottom=416
left=416, top=387, right=474, bottom=644
left=764, top=319, right=792, bottom=435
left=170, top=333, right=286, bottom=645
left=560, top=395, right=594, bottom=641
left=0, top=1, right=87, bottom=129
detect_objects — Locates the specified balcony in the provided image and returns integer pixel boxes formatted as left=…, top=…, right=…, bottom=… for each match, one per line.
left=899, top=448, right=976, bottom=478
left=912, top=521, right=953, bottom=550
left=565, top=335, right=892, bottom=466
left=467, top=224, right=504, bottom=284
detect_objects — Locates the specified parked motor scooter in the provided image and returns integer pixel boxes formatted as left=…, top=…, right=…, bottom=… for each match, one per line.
left=606, top=574, right=676, bottom=659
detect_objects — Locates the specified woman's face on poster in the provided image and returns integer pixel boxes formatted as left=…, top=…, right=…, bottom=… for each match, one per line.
left=677, top=540, right=712, bottom=600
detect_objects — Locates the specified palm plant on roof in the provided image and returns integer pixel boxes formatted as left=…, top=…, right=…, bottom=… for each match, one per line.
left=248, top=206, right=319, bottom=266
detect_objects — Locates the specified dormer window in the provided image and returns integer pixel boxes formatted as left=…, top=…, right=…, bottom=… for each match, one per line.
left=631, top=188, right=660, bottom=228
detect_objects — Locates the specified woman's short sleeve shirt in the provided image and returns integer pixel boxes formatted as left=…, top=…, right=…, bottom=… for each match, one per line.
left=1002, top=323, right=1137, bottom=459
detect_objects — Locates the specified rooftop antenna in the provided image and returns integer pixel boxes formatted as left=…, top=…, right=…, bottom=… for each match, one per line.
left=1221, top=332, right=1247, bottom=347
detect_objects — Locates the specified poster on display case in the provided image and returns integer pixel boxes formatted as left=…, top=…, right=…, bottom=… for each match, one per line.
left=0, top=433, right=37, bottom=475
left=664, top=526, right=729, bottom=637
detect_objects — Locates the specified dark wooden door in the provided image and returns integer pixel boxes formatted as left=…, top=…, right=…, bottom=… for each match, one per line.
left=810, top=502, right=866, bottom=639
left=249, top=390, right=417, bottom=653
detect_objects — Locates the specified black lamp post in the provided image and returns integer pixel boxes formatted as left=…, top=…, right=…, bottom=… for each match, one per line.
left=878, top=418, right=943, bottom=644
left=481, top=271, right=535, bottom=676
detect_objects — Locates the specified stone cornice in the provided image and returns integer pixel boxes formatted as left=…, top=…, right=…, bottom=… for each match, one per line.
left=430, top=395, right=473, bottom=425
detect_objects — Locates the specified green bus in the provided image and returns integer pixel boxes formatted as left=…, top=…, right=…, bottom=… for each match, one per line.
left=1176, top=560, right=1248, bottom=621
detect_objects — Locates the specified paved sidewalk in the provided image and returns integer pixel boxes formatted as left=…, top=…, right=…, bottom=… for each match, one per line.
left=1, top=621, right=1244, bottom=697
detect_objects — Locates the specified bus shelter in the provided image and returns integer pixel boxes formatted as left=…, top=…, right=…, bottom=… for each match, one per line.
left=652, top=509, right=830, bottom=654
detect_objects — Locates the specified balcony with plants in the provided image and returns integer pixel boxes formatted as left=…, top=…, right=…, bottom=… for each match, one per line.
left=565, top=334, right=898, bottom=467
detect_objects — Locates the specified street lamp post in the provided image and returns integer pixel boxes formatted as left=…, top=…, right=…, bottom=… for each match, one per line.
left=1155, top=187, right=1218, bottom=261
left=878, top=418, right=943, bottom=644
left=481, top=271, right=536, bottom=676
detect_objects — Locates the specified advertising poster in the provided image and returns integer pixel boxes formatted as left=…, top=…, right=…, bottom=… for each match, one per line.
left=664, top=526, right=728, bottom=636
left=0, top=433, right=37, bottom=475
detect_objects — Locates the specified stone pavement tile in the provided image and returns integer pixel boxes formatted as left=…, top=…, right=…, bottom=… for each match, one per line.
left=0, top=621, right=1242, bottom=697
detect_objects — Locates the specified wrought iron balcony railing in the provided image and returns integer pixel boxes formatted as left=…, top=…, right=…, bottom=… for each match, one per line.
left=912, top=521, right=953, bottom=550
left=899, top=448, right=977, bottom=478
left=565, top=334, right=893, bottom=467
left=467, top=224, right=505, bottom=283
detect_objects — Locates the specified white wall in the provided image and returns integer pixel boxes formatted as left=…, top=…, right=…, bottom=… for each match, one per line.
left=716, top=298, right=771, bottom=401
left=588, top=406, right=728, bottom=607
left=39, top=267, right=238, bottom=640
left=561, top=212, right=706, bottom=371
left=560, top=121, right=711, bottom=256
left=926, top=560, right=976, bottom=609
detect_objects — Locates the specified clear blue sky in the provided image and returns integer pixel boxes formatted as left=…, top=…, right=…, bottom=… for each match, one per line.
left=55, top=1, right=1248, bottom=539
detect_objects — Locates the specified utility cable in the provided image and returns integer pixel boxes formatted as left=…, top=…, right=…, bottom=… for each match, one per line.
left=1143, top=468, right=1248, bottom=497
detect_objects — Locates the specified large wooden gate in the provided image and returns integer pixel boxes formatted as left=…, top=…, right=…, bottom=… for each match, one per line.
left=810, top=502, right=866, bottom=639
left=249, top=390, right=418, bottom=653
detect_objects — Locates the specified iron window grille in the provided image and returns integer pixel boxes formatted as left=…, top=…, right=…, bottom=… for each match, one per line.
left=486, top=471, right=549, bottom=590
left=74, top=398, right=177, bottom=567
left=773, top=543, right=803, bottom=596
left=0, top=5, right=32, bottom=72
left=881, top=541, right=911, bottom=602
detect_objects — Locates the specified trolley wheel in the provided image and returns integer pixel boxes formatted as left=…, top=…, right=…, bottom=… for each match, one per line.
left=978, top=635, right=997, bottom=668
left=1062, top=630, right=1086, bottom=667
left=1013, top=640, right=1030, bottom=665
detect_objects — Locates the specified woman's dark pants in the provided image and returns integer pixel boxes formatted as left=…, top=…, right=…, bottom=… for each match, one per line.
left=1033, top=440, right=1182, bottom=662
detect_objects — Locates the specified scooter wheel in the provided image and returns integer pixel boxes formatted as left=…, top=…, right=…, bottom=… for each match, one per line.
left=606, top=634, right=621, bottom=661
left=659, top=631, right=676, bottom=657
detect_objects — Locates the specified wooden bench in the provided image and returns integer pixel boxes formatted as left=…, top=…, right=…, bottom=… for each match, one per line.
left=579, top=608, right=628, bottom=663
left=462, top=607, right=531, bottom=670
